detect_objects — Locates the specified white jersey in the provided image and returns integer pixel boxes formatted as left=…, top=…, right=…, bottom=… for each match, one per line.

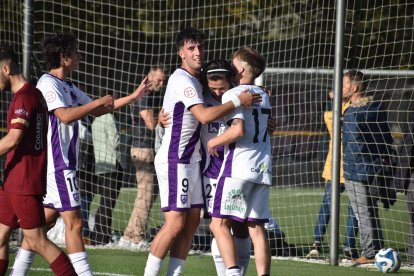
left=200, top=91, right=226, bottom=179
left=154, top=68, right=204, bottom=165
left=37, top=73, right=92, bottom=174
left=219, top=84, right=272, bottom=185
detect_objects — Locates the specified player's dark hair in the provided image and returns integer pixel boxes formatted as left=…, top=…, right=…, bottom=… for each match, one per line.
left=0, top=45, right=20, bottom=72
left=41, top=32, right=78, bottom=70
left=175, top=27, right=205, bottom=50
left=232, top=47, right=266, bottom=79
left=344, top=69, right=365, bottom=93
left=201, top=59, right=234, bottom=87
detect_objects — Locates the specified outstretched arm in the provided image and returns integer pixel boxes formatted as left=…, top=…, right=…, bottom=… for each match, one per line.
left=113, top=77, right=152, bottom=110
left=55, top=95, right=114, bottom=124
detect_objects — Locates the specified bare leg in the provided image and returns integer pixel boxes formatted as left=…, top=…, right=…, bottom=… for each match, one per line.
left=0, top=223, right=13, bottom=260
left=248, top=222, right=270, bottom=275
left=60, top=209, right=85, bottom=253
left=170, top=208, right=201, bottom=260
left=210, top=217, right=238, bottom=269
left=150, top=210, right=190, bottom=259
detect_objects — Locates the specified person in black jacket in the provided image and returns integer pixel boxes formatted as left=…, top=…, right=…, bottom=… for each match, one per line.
left=393, top=109, right=414, bottom=265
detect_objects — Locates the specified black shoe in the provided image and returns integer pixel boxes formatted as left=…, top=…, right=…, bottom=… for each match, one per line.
left=344, top=248, right=359, bottom=260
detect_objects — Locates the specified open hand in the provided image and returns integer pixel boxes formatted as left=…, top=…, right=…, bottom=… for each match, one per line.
left=239, top=89, right=262, bottom=107
left=131, top=76, right=153, bottom=100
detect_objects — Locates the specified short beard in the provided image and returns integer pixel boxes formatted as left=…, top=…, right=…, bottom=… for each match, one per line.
left=0, top=78, right=11, bottom=92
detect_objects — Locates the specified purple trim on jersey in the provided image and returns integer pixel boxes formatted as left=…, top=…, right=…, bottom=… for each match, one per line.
left=221, top=142, right=236, bottom=178
left=211, top=176, right=226, bottom=216
left=211, top=144, right=236, bottom=216
left=67, top=121, right=79, bottom=168
left=49, top=170, right=80, bottom=212
left=210, top=213, right=247, bottom=223
left=50, top=114, right=67, bottom=170
left=247, top=217, right=270, bottom=223
left=179, top=123, right=201, bottom=163
left=161, top=203, right=204, bottom=212
left=44, top=204, right=79, bottom=212
left=203, top=147, right=224, bottom=179
left=168, top=102, right=185, bottom=161
left=167, top=162, right=178, bottom=210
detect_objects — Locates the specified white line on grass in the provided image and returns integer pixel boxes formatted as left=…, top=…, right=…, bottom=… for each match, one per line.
left=21, top=268, right=136, bottom=276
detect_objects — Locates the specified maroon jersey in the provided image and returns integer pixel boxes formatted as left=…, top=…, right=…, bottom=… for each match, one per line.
left=2, top=83, right=48, bottom=195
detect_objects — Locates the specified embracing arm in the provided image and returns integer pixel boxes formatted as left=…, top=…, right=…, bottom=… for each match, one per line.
left=190, top=89, right=261, bottom=125
left=0, top=128, right=24, bottom=156
left=190, top=101, right=236, bottom=125
left=207, top=118, right=244, bottom=156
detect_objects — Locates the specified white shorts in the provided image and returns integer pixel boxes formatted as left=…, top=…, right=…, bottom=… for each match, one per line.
left=155, top=162, right=204, bottom=211
left=43, top=169, right=81, bottom=211
left=209, top=177, right=270, bottom=223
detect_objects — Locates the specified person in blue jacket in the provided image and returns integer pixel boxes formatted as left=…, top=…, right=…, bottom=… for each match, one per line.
left=342, top=70, right=393, bottom=265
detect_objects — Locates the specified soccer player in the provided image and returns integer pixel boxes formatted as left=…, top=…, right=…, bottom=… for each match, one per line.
left=0, top=45, right=76, bottom=275
left=200, top=60, right=252, bottom=275
left=12, top=32, right=151, bottom=275
left=144, top=28, right=259, bottom=276
left=207, top=47, right=272, bottom=276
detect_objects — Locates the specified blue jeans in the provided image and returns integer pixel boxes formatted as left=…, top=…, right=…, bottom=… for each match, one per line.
left=314, top=182, right=359, bottom=249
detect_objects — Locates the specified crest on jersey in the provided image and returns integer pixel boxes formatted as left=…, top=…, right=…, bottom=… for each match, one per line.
left=73, top=192, right=79, bottom=202
left=181, top=194, right=188, bottom=204
left=208, top=122, right=220, bottom=133
left=184, top=87, right=196, bottom=98
left=45, top=91, right=56, bottom=103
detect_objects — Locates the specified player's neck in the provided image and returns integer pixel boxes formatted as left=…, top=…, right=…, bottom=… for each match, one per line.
left=180, top=65, right=200, bottom=78
left=49, top=67, right=69, bottom=80
left=10, top=74, right=28, bottom=94
left=239, top=76, right=255, bottom=85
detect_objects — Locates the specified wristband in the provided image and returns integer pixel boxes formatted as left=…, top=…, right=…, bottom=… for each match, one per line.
left=228, top=93, right=241, bottom=108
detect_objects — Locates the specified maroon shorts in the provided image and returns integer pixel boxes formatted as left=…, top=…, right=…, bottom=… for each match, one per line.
left=0, top=189, right=46, bottom=229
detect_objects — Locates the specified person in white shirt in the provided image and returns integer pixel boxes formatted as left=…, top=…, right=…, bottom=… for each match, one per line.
left=12, top=32, right=151, bottom=276
left=208, top=47, right=272, bottom=276
left=144, top=28, right=259, bottom=276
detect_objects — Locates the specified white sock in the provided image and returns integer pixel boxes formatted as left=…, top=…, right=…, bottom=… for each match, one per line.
left=10, top=248, right=36, bottom=276
left=69, top=252, right=92, bottom=276
left=166, top=257, right=185, bottom=276
left=225, top=267, right=241, bottom=276
left=234, top=237, right=251, bottom=275
left=211, top=238, right=226, bottom=276
left=144, top=253, right=163, bottom=276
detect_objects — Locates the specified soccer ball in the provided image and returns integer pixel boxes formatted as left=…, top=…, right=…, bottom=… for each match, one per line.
left=375, top=248, right=401, bottom=273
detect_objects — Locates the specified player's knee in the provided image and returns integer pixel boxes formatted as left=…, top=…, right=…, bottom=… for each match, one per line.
left=209, top=220, right=223, bottom=235
left=25, top=234, right=48, bottom=252
left=162, top=222, right=185, bottom=238
left=64, top=217, right=83, bottom=233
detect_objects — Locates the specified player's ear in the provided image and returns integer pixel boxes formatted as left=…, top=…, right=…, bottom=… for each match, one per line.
left=1, top=63, right=10, bottom=75
left=178, top=49, right=185, bottom=59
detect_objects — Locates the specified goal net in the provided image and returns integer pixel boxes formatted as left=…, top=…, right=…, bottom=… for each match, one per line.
left=1, top=0, right=414, bottom=268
